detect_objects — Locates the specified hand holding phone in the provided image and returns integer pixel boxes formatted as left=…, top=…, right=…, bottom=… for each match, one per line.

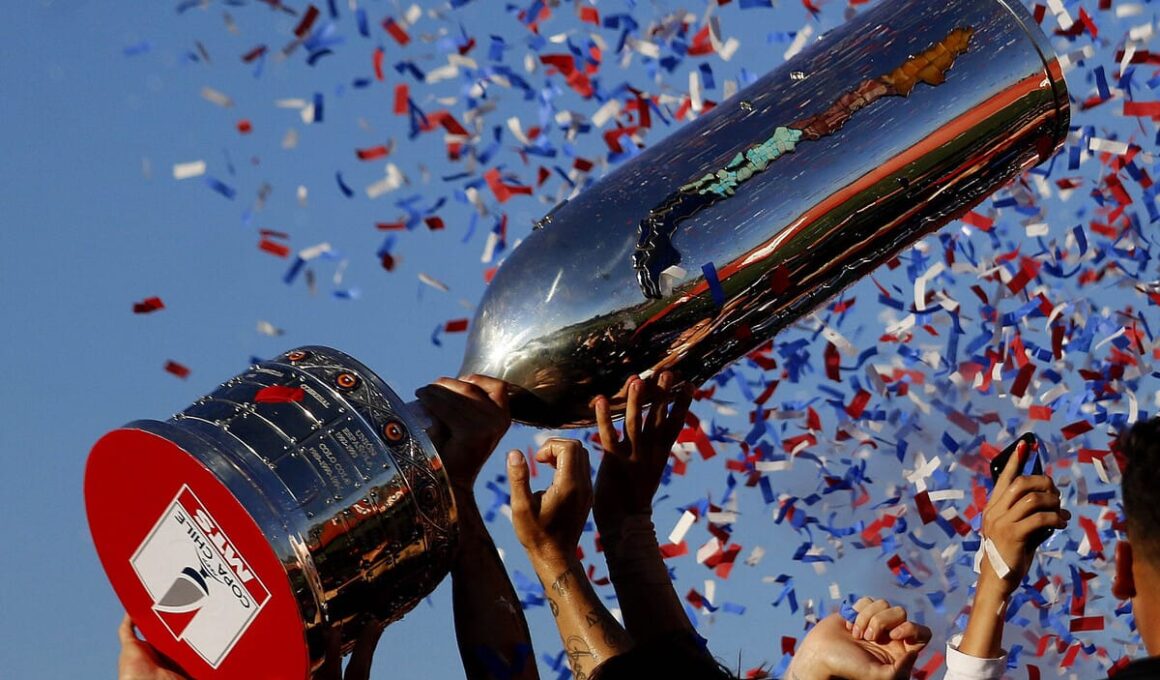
left=983, top=431, right=1062, bottom=575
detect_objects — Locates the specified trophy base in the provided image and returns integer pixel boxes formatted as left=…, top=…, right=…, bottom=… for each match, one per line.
left=86, top=427, right=310, bottom=680
left=85, top=347, right=459, bottom=678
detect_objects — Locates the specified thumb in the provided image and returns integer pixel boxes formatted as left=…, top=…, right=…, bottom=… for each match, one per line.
left=890, top=649, right=921, bottom=680
left=507, top=450, right=534, bottom=517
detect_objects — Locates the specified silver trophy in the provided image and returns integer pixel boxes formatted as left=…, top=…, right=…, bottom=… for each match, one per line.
left=85, top=0, right=1069, bottom=676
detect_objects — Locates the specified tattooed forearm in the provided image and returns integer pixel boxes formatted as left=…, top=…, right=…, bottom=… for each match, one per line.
left=585, top=609, right=631, bottom=649
left=565, top=635, right=595, bottom=666
left=536, top=559, right=633, bottom=677
left=551, top=566, right=575, bottom=596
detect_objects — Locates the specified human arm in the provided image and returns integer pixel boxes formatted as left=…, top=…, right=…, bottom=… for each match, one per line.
left=508, top=439, right=633, bottom=680
left=450, top=488, right=538, bottom=679
left=416, top=375, right=538, bottom=680
left=591, top=372, right=694, bottom=644
left=953, top=440, right=1069, bottom=668
left=786, top=599, right=931, bottom=680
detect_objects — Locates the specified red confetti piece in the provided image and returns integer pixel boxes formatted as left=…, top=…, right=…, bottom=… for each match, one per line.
left=382, top=17, right=410, bottom=46
left=132, top=296, right=165, bottom=314
left=961, top=210, right=994, bottom=231
left=241, top=45, right=267, bottom=63
left=1123, top=101, right=1160, bottom=119
left=1011, top=363, right=1035, bottom=398
left=824, top=342, right=841, bottom=381
left=356, top=145, right=390, bottom=161
left=915, top=491, right=938, bottom=524
left=846, top=389, right=871, bottom=418
left=293, top=5, right=320, bottom=38
left=236, top=119, right=252, bottom=134
left=254, top=385, right=306, bottom=403
left=373, top=47, right=385, bottom=81
left=1062, top=419, right=1094, bottom=440
left=712, top=544, right=741, bottom=579
left=483, top=168, right=533, bottom=203
left=164, top=360, right=190, bottom=379
left=259, top=238, right=291, bottom=258
left=393, top=84, right=409, bottom=115
left=659, top=541, right=688, bottom=559
left=444, top=319, right=469, bottom=333
left=1078, top=516, right=1105, bottom=555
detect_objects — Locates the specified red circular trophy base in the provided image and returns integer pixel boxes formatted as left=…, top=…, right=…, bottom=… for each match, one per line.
left=86, top=428, right=309, bottom=679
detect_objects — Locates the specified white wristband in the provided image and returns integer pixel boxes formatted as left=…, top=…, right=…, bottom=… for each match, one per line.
left=973, top=536, right=1011, bottom=579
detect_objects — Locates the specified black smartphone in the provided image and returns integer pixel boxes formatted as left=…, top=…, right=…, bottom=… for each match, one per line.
left=989, top=432, right=1053, bottom=545
left=989, top=432, right=1043, bottom=483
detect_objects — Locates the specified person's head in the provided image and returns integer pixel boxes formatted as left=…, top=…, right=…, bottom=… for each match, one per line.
left=1113, top=416, right=1160, bottom=654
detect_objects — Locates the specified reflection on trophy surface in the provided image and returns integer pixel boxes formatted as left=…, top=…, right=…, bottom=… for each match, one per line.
left=85, top=0, right=1069, bottom=675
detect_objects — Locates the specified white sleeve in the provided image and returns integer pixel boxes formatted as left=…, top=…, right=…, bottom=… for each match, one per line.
left=943, top=635, right=1008, bottom=680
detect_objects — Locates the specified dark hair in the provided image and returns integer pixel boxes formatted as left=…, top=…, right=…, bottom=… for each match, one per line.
left=1119, top=416, right=1160, bottom=563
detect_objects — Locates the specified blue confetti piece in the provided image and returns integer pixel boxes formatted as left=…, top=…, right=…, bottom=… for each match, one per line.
left=335, top=171, right=354, bottom=198
left=312, top=92, right=324, bottom=122
left=204, top=176, right=236, bottom=200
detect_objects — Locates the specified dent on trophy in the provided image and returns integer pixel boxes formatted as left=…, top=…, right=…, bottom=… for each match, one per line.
left=85, top=0, right=1069, bottom=676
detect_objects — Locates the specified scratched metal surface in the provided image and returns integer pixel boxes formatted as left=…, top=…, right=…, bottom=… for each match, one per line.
left=460, top=0, right=1068, bottom=428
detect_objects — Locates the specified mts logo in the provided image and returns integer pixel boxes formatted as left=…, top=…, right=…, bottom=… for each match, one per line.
left=131, top=485, right=271, bottom=668
left=190, top=505, right=255, bottom=584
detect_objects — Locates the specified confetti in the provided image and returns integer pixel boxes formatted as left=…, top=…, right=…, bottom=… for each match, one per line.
left=199, top=86, right=233, bottom=108
left=254, top=385, right=306, bottom=403
left=134, top=3, right=1160, bottom=676
left=172, top=160, right=206, bottom=180
left=132, top=296, right=165, bottom=314
left=164, top=360, right=190, bottom=379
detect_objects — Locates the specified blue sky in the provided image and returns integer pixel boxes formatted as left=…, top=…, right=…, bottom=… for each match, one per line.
left=2, top=0, right=1156, bottom=678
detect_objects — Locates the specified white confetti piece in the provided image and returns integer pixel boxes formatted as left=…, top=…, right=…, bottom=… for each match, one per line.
left=784, top=25, right=813, bottom=61
left=200, top=86, right=233, bottom=108
left=669, top=510, right=697, bottom=544
left=914, top=261, right=946, bottom=312
left=927, top=489, right=965, bottom=502
left=172, top=160, right=206, bottom=180
left=419, top=273, right=449, bottom=292
left=256, top=320, right=284, bottom=336
left=1089, top=137, right=1130, bottom=155
left=695, top=537, right=721, bottom=564
left=689, top=69, right=704, bottom=113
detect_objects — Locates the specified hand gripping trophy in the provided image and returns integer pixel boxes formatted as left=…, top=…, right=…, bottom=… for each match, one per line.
left=85, top=0, right=1069, bottom=676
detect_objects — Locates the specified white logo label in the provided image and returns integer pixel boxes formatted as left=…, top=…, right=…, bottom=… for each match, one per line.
left=130, top=485, right=271, bottom=668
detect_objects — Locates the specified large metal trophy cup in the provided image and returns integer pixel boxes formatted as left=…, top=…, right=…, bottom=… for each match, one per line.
left=85, top=0, right=1069, bottom=676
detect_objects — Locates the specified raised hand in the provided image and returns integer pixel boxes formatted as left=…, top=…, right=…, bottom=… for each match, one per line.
left=509, top=440, right=632, bottom=680
left=592, top=371, right=693, bottom=527
left=788, top=600, right=932, bottom=680
left=981, top=440, right=1070, bottom=594
left=955, top=440, right=1072, bottom=661
left=415, top=374, right=511, bottom=494
left=508, top=439, right=594, bottom=570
